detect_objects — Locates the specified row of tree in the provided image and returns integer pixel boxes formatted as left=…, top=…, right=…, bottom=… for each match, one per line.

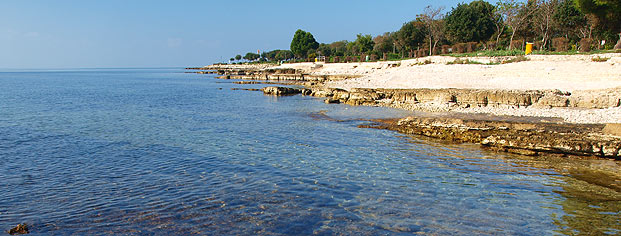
left=230, top=0, right=620, bottom=63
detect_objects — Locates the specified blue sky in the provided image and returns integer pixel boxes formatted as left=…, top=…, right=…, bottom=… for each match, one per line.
left=2, top=0, right=491, bottom=68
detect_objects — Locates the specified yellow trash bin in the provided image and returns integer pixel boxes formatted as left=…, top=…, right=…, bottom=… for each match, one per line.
left=525, top=42, right=533, bottom=55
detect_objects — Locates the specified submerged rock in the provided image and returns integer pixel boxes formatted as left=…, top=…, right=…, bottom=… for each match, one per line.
left=8, top=223, right=28, bottom=235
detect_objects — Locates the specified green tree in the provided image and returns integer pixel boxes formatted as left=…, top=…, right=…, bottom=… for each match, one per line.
left=328, top=40, right=348, bottom=56
left=235, top=54, right=242, bottom=61
left=354, top=34, right=375, bottom=54
left=290, top=29, right=319, bottom=59
left=554, top=0, right=587, bottom=40
left=395, top=20, right=427, bottom=56
left=575, top=0, right=621, bottom=32
left=445, top=0, right=497, bottom=43
left=275, top=50, right=293, bottom=61
left=373, top=32, right=395, bottom=54
left=243, top=52, right=259, bottom=61
left=317, top=43, right=333, bottom=57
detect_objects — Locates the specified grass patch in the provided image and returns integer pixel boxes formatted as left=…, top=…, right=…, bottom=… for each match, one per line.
left=591, top=56, right=610, bottom=62
left=416, top=59, right=432, bottom=65
left=529, top=49, right=617, bottom=55
left=446, top=58, right=486, bottom=65
left=501, top=55, right=529, bottom=64
left=450, top=49, right=524, bottom=57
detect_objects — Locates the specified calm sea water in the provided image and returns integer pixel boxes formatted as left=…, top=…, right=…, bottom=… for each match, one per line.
left=0, top=68, right=619, bottom=235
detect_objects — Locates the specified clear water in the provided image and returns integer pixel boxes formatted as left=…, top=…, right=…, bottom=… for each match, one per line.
left=0, top=69, right=619, bottom=235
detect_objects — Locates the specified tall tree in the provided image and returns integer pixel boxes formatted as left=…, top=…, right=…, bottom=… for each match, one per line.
left=395, top=20, right=427, bottom=57
left=554, top=0, right=587, bottom=40
left=497, top=0, right=536, bottom=49
left=420, top=5, right=446, bottom=55
left=575, top=0, right=621, bottom=48
left=533, top=0, right=560, bottom=49
left=354, top=34, right=375, bottom=54
left=290, top=29, right=319, bottom=59
left=243, top=52, right=259, bottom=61
left=328, top=40, right=348, bottom=56
left=575, top=0, right=621, bottom=33
left=373, top=32, right=395, bottom=54
left=235, top=54, right=242, bottom=61
left=445, top=0, right=496, bottom=43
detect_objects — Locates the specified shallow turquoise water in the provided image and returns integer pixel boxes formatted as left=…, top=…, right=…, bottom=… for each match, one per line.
left=0, top=69, right=619, bottom=235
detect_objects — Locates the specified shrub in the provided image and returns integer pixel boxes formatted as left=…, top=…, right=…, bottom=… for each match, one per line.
left=454, top=43, right=466, bottom=53
left=441, top=45, right=451, bottom=54
left=466, top=42, right=477, bottom=52
left=510, top=40, right=524, bottom=50
left=579, top=38, right=593, bottom=52
left=552, top=37, right=569, bottom=52
left=501, top=55, right=529, bottom=64
left=486, top=41, right=497, bottom=50
left=534, top=41, right=544, bottom=51
left=591, top=56, right=610, bottom=62
left=446, top=58, right=484, bottom=65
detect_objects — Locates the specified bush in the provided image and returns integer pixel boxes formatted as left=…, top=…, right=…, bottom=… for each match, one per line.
left=441, top=45, right=451, bottom=54
left=591, top=56, right=610, bottom=62
left=486, top=41, right=497, bottom=50
left=454, top=43, right=466, bottom=53
left=534, top=41, right=544, bottom=51
left=579, top=38, right=593, bottom=52
left=501, top=55, right=529, bottom=64
left=446, top=58, right=484, bottom=65
left=510, top=40, right=524, bottom=50
left=466, top=42, right=478, bottom=52
left=552, top=37, right=569, bottom=52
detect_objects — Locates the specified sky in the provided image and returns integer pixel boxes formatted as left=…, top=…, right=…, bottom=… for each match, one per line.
left=1, top=0, right=492, bottom=69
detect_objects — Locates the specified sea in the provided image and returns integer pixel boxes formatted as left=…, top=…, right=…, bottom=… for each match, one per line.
left=0, top=68, right=619, bottom=235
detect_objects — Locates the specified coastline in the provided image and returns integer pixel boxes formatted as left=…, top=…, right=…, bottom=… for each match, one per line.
left=190, top=53, right=621, bottom=160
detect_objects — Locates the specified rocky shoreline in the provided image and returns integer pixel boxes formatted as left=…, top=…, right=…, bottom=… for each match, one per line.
left=189, top=60, right=621, bottom=160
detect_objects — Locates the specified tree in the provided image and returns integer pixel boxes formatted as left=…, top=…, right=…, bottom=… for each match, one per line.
left=328, top=40, right=348, bottom=56
left=420, top=5, right=446, bottom=55
left=554, top=0, right=587, bottom=40
left=354, top=34, right=375, bottom=54
left=317, top=43, right=333, bottom=57
left=445, top=0, right=497, bottom=43
left=575, top=0, right=621, bottom=33
left=575, top=0, right=621, bottom=48
left=373, top=32, right=395, bottom=53
left=532, top=0, right=560, bottom=49
left=395, top=20, right=427, bottom=57
left=275, top=50, right=293, bottom=61
left=496, top=0, right=536, bottom=49
left=290, top=29, right=319, bottom=59
left=243, top=52, right=259, bottom=61
left=235, top=54, right=242, bottom=61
